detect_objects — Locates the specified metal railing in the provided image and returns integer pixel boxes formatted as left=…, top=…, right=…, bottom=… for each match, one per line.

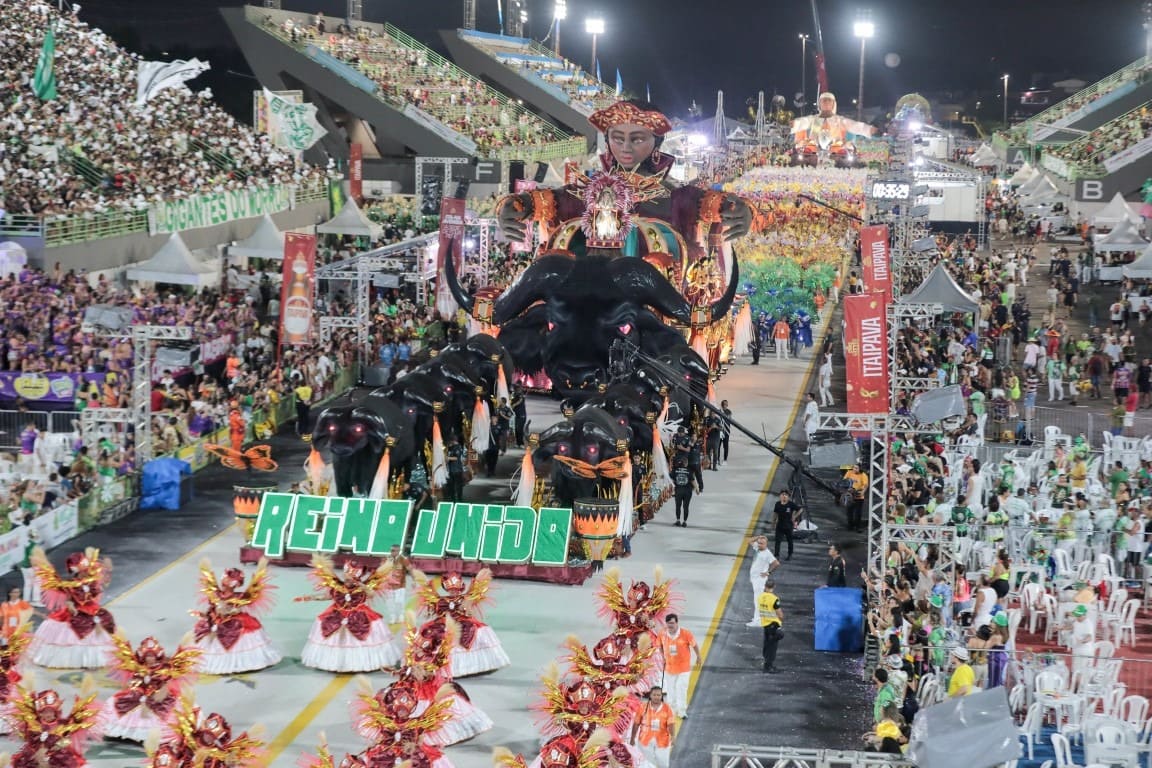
left=1021, top=56, right=1151, bottom=139
left=711, top=746, right=910, bottom=768
left=1041, top=100, right=1152, bottom=178
left=979, top=403, right=1152, bottom=449
left=0, top=411, right=82, bottom=450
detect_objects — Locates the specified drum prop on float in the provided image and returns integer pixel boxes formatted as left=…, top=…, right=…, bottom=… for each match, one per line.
left=572, top=497, right=620, bottom=572
left=234, top=484, right=278, bottom=540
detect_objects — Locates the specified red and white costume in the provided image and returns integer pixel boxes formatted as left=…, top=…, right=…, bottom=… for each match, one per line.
left=0, top=626, right=31, bottom=736
left=413, top=569, right=510, bottom=677
left=103, top=635, right=200, bottom=742
left=190, top=558, right=282, bottom=675
left=380, top=619, right=493, bottom=747
left=3, top=684, right=102, bottom=768
left=566, top=634, right=658, bottom=737
left=146, top=697, right=265, bottom=768
left=30, top=547, right=117, bottom=669
left=298, top=555, right=401, bottom=673
left=594, top=568, right=675, bottom=655
left=351, top=679, right=456, bottom=768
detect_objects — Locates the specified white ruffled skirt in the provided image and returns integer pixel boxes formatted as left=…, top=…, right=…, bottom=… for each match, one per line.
left=102, top=698, right=164, bottom=742
left=424, top=692, right=493, bottom=747
left=450, top=625, right=511, bottom=678
left=301, top=617, right=401, bottom=673
left=30, top=618, right=116, bottom=669
left=193, top=629, right=282, bottom=675
left=528, top=741, right=653, bottom=768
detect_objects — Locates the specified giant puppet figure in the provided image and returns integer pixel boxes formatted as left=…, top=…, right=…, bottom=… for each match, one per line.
left=790, top=92, right=874, bottom=166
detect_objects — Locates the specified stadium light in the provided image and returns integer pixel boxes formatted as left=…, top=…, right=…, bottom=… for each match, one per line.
left=853, top=17, right=875, bottom=122
left=553, top=0, right=567, bottom=57
left=585, top=17, right=605, bottom=75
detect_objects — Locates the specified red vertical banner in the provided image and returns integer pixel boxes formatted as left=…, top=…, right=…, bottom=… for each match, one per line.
left=279, top=233, right=317, bottom=347
left=349, top=143, right=363, bottom=201
left=436, top=197, right=466, bottom=315
left=842, top=294, right=889, bottom=415
left=859, top=224, right=891, bottom=304
left=510, top=179, right=536, bottom=253
left=563, top=160, right=580, bottom=186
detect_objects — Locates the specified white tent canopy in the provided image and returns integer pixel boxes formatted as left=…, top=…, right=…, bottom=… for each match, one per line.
left=1017, top=171, right=1050, bottom=198
left=230, top=215, right=286, bottom=260
left=1123, top=242, right=1152, bottom=279
left=1094, top=216, right=1147, bottom=252
left=1023, top=181, right=1065, bottom=205
left=970, top=145, right=998, bottom=166
left=1093, top=192, right=1140, bottom=229
left=0, top=241, right=27, bottom=279
left=316, top=199, right=382, bottom=238
left=127, top=233, right=219, bottom=287
left=1008, top=162, right=1036, bottom=186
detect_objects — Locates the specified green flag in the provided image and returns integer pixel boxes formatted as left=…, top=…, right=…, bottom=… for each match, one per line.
left=32, top=25, right=56, bottom=101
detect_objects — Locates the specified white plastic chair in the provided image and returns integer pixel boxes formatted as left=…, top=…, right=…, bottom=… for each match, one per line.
left=1121, top=695, right=1149, bottom=730
left=1102, top=686, right=1129, bottom=718
left=1115, top=599, right=1140, bottom=648
left=1023, top=582, right=1047, bottom=633
left=1020, top=701, right=1043, bottom=759
left=1007, top=607, right=1024, bottom=647
left=1042, top=593, right=1061, bottom=642
left=1052, top=732, right=1084, bottom=768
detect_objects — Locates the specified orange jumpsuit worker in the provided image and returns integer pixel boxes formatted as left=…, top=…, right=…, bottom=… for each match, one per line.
left=228, top=403, right=246, bottom=452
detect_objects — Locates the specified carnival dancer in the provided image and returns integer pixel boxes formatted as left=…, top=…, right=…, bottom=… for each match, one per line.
left=565, top=633, right=659, bottom=734
left=0, top=624, right=32, bottom=735
left=145, top=694, right=265, bottom=768
left=189, top=558, right=282, bottom=675
left=386, top=617, right=493, bottom=747
left=595, top=567, right=675, bottom=651
left=351, top=676, right=456, bottom=768
left=297, top=555, right=401, bottom=673
left=413, top=569, right=510, bottom=677
left=494, top=731, right=621, bottom=768
left=4, top=680, right=102, bottom=768
left=530, top=667, right=653, bottom=768
left=103, top=634, right=201, bottom=742
left=29, top=547, right=117, bottom=669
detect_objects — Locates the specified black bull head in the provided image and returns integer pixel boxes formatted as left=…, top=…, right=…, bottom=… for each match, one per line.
left=446, top=251, right=738, bottom=399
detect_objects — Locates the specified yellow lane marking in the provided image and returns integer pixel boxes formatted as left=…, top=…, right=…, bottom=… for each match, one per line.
left=107, top=524, right=239, bottom=607
left=265, top=674, right=353, bottom=761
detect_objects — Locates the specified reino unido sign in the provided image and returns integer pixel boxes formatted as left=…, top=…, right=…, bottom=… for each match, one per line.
left=249, top=494, right=573, bottom=566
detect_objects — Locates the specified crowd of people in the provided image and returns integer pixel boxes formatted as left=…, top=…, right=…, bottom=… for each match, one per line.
left=264, top=12, right=573, bottom=157
left=1, top=2, right=328, bottom=219
left=1048, top=105, right=1152, bottom=170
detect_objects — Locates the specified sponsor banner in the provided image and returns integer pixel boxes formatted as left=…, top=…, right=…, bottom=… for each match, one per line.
left=150, top=185, right=294, bottom=235
left=279, top=234, right=317, bottom=347
left=843, top=294, right=889, bottom=417
left=436, top=198, right=467, bottom=315
left=859, top=224, right=891, bottom=304
left=249, top=494, right=572, bottom=566
left=1103, top=134, right=1152, bottom=174
left=30, top=501, right=79, bottom=549
left=349, top=143, right=363, bottom=201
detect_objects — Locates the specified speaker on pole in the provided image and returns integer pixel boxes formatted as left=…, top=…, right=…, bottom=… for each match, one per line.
left=533, top=161, right=549, bottom=183
left=508, top=160, right=526, bottom=192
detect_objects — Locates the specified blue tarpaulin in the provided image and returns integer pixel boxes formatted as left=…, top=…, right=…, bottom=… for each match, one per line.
left=140, top=457, right=191, bottom=510
left=813, top=587, right=864, bottom=652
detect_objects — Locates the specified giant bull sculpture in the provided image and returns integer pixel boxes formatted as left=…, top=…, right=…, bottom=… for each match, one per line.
left=446, top=250, right=737, bottom=401
left=311, top=390, right=415, bottom=498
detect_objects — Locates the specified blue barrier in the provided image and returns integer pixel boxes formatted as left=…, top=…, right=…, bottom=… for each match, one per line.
left=813, top=587, right=864, bottom=653
left=305, top=45, right=379, bottom=95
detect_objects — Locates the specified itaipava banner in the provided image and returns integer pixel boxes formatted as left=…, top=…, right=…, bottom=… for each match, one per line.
left=279, top=233, right=317, bottom=346
left=842, top=294, right=889, bottom=417
left=249, top=494, right=573, bottom=567
left=860, top=224, right=891, bottom=304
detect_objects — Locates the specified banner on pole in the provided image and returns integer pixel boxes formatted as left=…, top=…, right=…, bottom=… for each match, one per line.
left=860, top=224, right=891, bottom=304
left=842, top=294, right=889, bottom=417
left=262, top=88, right=326, bottom=152
left=349, top=143, right=363, bottom=201
left=136, top=58, right=209, bottom=106
left=436, top=198, right=467, bottom=316
left=279, top=233, right=317, bottom=346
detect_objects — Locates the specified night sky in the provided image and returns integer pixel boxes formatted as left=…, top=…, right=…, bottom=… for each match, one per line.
left=78, top=0, right=1145, bottom=121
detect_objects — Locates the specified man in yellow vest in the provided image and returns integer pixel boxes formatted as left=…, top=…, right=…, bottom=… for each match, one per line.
left=757, top=578, right=784, bottom=673
left=294, top=376, right=314, bottom=438
left=630, top=685, right=676, bottom=768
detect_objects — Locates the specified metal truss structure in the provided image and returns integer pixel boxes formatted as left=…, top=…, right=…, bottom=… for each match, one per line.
left=711, top=745, right=910, bottom=768
left=415, top=158, right=474, bottom=214
left=916, top=164, right=989, bottom=248
left=887, top=301, right=942, bottom=410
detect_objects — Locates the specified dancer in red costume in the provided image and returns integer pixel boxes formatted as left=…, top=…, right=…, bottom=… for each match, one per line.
left=413, top=569, right=510, bottom=677
left=4, top=681, right=101, bottom=768
left=495, top=731, right=619, bottom=768
left=103, top=634, right=201, bottom=742
left=189, top=558, right=282, bottom=675
left=30, top=547, right=116, bottom=669
left=0, top=624, right=31, bottom=735
left=297, top=555, right=401, bottom=673
left=145, top=695, right=265, bottom=768
left=594, top=567, right=675, bottom=652
left=565, top=633, right=659, bottom=741
left=378, top=618, right=493, bottom=747
left=351, top=677, right=456, bottom=768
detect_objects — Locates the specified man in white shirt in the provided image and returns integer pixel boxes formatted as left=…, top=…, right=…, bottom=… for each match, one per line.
left=818, top=355, right=834, bottom=406
left=803, top=393, right=820, bottom=443
left=746, top=535, right=780, bottom=627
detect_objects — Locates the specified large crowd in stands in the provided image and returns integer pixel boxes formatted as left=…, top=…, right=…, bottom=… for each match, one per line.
left=1, top=2, right=328, bottom=218
left=263, top=13, right=571, bottom=156
left=1048, top=106, right=1152, bottom=170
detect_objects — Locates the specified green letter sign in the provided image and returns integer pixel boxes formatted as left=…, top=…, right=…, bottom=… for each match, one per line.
left=249, top=494, right=572, bottom=566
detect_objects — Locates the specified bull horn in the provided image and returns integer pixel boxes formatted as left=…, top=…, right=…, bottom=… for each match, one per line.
left=492, top=253, right=575, bottom=325
left=711, top=254, right=740, bottom=322
left=607, top=258, right=690, bottom=324
left=442, top=238, right=474, bottom=313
